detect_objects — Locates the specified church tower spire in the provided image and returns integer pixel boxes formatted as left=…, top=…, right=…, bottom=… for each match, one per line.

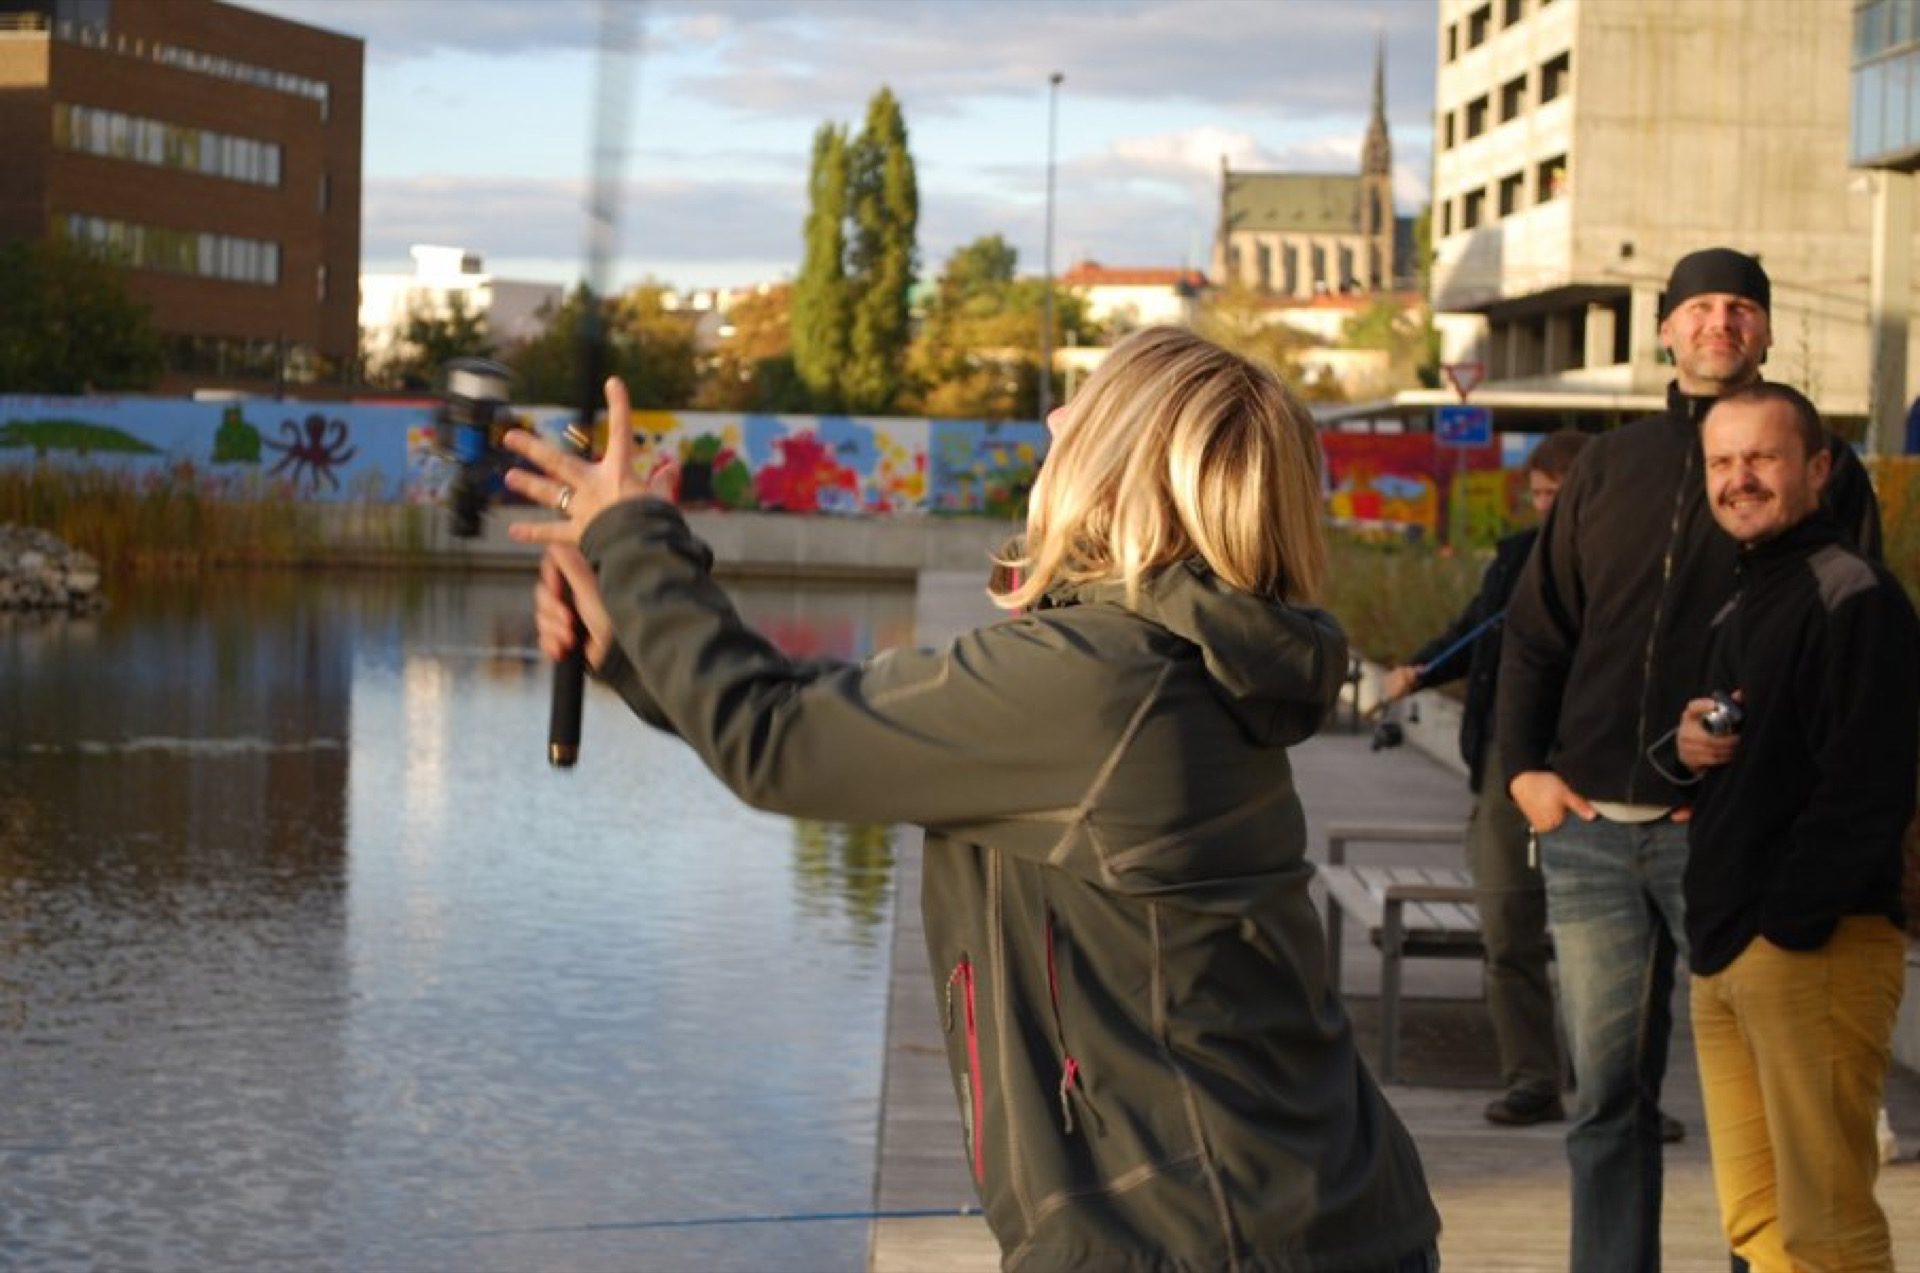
left=1359, top=33, right=1395, bottom=289
left=1362, top=32, right=1392, bottom=178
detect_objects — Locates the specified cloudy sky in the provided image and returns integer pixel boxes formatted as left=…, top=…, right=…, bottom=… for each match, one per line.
left=245, top=0, right=1440, bottom=292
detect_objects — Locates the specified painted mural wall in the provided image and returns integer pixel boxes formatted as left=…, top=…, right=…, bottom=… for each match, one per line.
left=0, top=396, right=1048, bottom=518
left=1, top=393, right=1643, bottom=542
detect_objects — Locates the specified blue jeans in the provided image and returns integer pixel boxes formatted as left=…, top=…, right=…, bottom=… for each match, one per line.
left=1538, top=816, right=1688, bottom=1273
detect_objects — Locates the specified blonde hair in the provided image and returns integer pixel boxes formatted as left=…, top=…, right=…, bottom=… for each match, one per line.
left=995, top=326, right=1327, bottom=611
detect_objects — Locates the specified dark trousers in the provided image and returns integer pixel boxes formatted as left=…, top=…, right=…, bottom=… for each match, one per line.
left=1467, top=753, right=1560, bottom=1094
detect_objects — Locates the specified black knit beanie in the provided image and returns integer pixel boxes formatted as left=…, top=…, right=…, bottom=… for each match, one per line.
left=1661, top=248, right=1770, bottom=319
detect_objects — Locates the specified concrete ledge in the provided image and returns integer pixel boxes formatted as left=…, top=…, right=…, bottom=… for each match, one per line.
left=309, top=504, right=1020, bottom=582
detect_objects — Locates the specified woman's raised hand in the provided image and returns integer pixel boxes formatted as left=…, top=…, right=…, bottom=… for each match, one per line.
left=503, top=376, right=679, bottom=546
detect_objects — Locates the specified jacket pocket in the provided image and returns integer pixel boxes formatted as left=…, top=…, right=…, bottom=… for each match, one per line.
left=945, top=956, right=986, bottom=1184
left=1044, top=913, right=1083, bottom=1135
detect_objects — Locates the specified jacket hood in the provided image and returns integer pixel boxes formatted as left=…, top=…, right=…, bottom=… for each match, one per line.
left=1046, top=560, right=1348, bottom=746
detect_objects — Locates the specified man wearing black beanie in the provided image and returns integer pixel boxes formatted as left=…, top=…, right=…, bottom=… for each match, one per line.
left=1495, top=247, right=1883, bottom=1272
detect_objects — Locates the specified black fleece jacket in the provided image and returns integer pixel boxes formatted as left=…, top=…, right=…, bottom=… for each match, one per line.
left=1497, top=382, right=1883, bottom=807
left=1684, top=513, right=1918, bottom=976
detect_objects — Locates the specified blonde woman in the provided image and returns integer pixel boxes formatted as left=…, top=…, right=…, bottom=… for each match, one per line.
left=503, top=327, right=1439, bottom=1271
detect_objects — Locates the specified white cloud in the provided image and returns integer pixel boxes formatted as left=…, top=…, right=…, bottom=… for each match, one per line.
left=363, top=173, right=807, bottom=286
left=247, top=0, right=1442, bottom=289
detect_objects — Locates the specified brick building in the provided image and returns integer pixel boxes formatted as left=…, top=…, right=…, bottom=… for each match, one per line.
left=0, top=0, right=362, bottom=390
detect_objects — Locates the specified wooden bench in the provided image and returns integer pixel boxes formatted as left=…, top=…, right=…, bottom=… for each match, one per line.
left=1320, top=821, right=1482, bottom=1083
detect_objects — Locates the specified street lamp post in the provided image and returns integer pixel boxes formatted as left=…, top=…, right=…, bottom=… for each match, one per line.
left=1039, top=70, right=1063, bottom=422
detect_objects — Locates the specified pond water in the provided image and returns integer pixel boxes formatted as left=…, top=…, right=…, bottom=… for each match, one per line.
left=0, top=572, right=921, bottom=1272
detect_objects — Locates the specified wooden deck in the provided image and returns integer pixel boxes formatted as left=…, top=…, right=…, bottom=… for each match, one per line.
left=870, top=572, right=1920, bottom=1270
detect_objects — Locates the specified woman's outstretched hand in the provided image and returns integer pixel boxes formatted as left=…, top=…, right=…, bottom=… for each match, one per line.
left=502, top=376, right=679, bottom=546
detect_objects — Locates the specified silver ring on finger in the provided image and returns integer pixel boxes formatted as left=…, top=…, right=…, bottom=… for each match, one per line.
left=555, top=484, right=575, bottom=515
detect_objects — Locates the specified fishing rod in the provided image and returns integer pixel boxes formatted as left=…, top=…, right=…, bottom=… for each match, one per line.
left=550, top=0, right=639, bottom=768
left=1361, top=607, right=1504, bottom=727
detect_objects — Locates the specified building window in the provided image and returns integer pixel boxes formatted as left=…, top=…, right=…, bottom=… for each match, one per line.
left=318, top=172, right=330, bottom=212
left=1503, top=0, right=1524, bottom=24
left=317, top=264, right=329, bottom=302
left=1465, top=94, right=1491, bottom=139
left=1446, top=22, right=1458, bottom=62
left=58, top=211, right=282, bottom=285
left=1442, top=110, right=1456, bottom=149
left=1498, top=171, right=1525, bottom=217
left=1537, top=154, right=1569, bottom=201
left=1467, top=3, right=1492, bottom=48
left=52, top=103, right=283, bottom=187
left=1857, top=0, right=1890, bottom=60
left=1500, top=74, right=1527, bottom=122
left=1541, top=52, right=1571, bottom=103
left=1440, top=201, right=1454, bottom=237
left=1463, top=189, right=1487, bottom=230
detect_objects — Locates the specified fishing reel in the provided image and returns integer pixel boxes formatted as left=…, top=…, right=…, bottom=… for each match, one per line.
left=431, top=357, right=523, bottom=538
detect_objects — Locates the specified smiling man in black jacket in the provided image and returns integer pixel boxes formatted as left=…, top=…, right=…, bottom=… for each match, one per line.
left=1495, top=247, right=1883, bottom=1273
left=1675, top=383, right=1915, bottom=1273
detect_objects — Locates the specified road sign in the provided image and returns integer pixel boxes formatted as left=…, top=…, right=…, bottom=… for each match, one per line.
left=1442, top=361, right=1486, bottom=400
left=1435, top=404, right=1492, bottom=447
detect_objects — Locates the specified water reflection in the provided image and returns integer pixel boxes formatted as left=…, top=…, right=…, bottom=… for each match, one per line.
left=0, top=571, right=916, bottom=1271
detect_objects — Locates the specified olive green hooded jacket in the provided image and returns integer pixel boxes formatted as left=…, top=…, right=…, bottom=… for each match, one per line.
left=583, top=500, right=1439, bottom=1272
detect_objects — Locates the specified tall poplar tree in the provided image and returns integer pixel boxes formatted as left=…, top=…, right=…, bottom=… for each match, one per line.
left=843, top=87, right=918, bottom=414
left=792, top=123, right=850, bottom=409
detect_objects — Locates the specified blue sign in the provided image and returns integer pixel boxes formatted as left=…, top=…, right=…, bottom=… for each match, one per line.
left=1435, top=404, right=1492, bottom=447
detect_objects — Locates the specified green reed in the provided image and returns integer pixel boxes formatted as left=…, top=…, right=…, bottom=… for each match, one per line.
left=0, top=463, right=431, bottom=573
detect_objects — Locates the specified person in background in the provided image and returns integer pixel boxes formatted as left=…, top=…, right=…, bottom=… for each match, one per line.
left=1674, top=384, right=1915, bottom=1273
left=501, top=327, right=1442, bottom=1272
left=1495, top=247, right=1883, bottom=1273
left=1381, top=427, right=1588, bottom=1128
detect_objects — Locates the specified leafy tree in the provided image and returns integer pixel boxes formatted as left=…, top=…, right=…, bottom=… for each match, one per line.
left=1196, top=283, right=1311, bottom=380
left=0, top=238, right=164, bottom=393
left=370, top=291, right=495, bottom=390
left=790, top=87, right=920, bottom=414
left=697, top=284, right=811, bottom=411
left=1340, top=297, right=1437, bottom=394
left=503, top=283, right=699, bottom=409
left=609, top=284, right=702, bottom=409
left=843, top=86, right=919, bottom=413
left=501, top=286, right=591, bottom=406
left=793, top=123, right=851, bottom=408
left=907, top=235, right=1088, bottom=420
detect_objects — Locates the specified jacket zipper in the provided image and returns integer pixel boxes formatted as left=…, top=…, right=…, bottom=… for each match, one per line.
left=1631, top=442, right=1695, bottom=803
left=1044, top=913, right=1082, bottom=1134
left=945, top=956, right=987, bottom=1184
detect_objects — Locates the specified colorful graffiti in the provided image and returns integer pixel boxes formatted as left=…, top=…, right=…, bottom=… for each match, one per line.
left=1321, top=432, right=1513, bottom=543
left=0, top=396, right=417, bottom=501
left=3, top=394, right=1585, bottom=537
left=927, top=420, right=1048, bottom=519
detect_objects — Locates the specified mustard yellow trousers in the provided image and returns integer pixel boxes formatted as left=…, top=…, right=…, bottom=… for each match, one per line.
left=1690, top=916, right=1907, bottom=1273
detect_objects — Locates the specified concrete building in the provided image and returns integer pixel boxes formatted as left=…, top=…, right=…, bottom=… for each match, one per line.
left=0, top=0, right=362, bottom=391
left=1057, top=262, right=1207, bottom=334
left=359, top=244, right=563, bottom=375
left=1212, top=39, right=1410, bottom=298
left=1849, top=0, right=1920, bottom=453
left=1430, top=0, right=1920, bottom=424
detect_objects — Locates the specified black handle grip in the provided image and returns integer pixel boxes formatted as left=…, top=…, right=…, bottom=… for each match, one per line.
left=548, top=597, right=586, bottom=768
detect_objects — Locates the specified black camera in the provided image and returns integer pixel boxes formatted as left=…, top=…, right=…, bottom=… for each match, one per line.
left=1700, top=691, right=1743, bottom=738
left=431, top=357, right=520, bottom=538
